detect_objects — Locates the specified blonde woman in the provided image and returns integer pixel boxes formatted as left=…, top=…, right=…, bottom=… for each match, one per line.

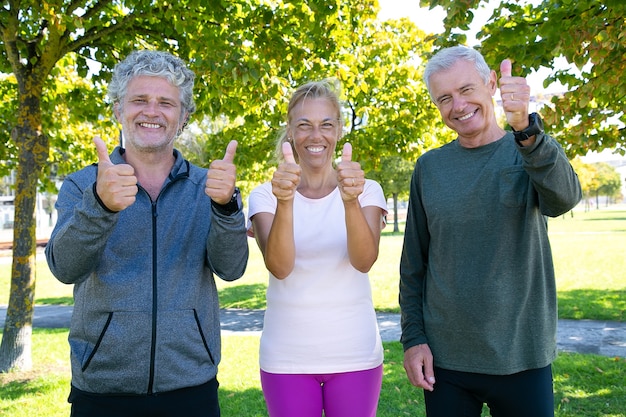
left=248, top=80, right=387, bottom=417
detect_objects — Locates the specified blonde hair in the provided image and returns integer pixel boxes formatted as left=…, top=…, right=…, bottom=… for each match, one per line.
left=275, top=79, right=343, bottom=163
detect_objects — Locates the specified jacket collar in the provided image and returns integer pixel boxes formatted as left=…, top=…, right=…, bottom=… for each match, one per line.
left=110, top=146, right=190, bottom=180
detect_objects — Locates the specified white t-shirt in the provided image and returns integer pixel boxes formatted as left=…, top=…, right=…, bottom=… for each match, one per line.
left=247, top=180, right=387, bottom=374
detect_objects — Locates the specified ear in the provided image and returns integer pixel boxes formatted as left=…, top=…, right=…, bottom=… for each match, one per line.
left=113, top=102, right=121, bottom=122
left=488, top=70, right=498, bottom=94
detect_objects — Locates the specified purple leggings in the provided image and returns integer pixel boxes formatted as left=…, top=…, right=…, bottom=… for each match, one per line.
left=260, top=365, right=383, bottom=417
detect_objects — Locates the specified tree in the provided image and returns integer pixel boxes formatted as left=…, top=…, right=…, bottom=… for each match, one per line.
left=1, top=0, right=451, bottom=372
left=0, top=0, right=374, bottom=372
left=366, top=156, right=414, bottom=232
left=571, top=157, right=598, bottom=211
left=570, top=158, right=622, bottom=210
left=182, top=14, right=451, bottom=195
left=593, top=162, right=622, bottom=206
left=419, top=0, right=626, bottom=157
left=336, top=17, right=446, bottom=167
left=320, top=16, right=452, bottom=234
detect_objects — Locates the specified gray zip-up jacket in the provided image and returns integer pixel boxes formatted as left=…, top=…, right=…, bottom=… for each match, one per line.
left=45, top=146, right=248, bottom=395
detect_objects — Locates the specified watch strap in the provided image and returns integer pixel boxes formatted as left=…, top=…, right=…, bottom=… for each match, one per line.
left=513, top=112, right=544, bottom=145
left=211, top=187, right=242, bottom=216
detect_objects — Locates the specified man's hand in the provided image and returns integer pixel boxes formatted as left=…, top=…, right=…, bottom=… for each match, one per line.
left=94, top=136, right=137, bottom=212
left=205, top=140, right=238, bottom=204
left=271, top=142, right=301, bottom=201
left=499, top=59, right=531, bottom=132
left=404, top=344, right=436, bottom=391
left=336, top=142, right=364, bottom=202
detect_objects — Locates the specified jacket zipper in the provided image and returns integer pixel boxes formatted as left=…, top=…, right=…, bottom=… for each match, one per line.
left=147, top=200, right=158, bottom=395
left=144, top=165, right=189, bottom=395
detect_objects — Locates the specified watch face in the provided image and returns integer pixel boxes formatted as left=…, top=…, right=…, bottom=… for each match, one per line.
left=533, top=113, right=544, bottom=133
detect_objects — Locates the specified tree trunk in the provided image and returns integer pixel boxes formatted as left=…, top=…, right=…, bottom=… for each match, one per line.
left=0, top=95, right=47, bottom=373
left=392, top=192, right=399, bottom=233
left=0, top=321, right=33, bottom=372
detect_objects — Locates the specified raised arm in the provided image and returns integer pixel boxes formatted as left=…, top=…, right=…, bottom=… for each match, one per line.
left=337, top=143, right=383, bottom=272
left=253, top=142, right=301, bottom=279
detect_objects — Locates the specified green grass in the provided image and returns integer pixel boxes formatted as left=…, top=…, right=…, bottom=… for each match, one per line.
left=218, top=207, right=626, bottom=320
left=548, top=209, right=626, bottom=321
left=1, top=207, right=625, bottom=415
left=3, top=206, right=623, bottom=321
left=0, top=329, right=71, bottom=417
left=1, top=207, right=624, bottom=415
left=1, top=331, right=624, bottom=417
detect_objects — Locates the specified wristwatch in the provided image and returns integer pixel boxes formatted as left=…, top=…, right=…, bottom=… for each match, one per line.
left=211, top=187, right=242, bottom=216
left=512, top=112, right=544, bottom=145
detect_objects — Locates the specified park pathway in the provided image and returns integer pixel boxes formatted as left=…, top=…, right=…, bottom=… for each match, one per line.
left=1, top=305, right=625, bottom=358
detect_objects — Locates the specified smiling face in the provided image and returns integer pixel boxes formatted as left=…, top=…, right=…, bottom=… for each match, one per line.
left=114, top=75, right=186, bottom=154
left=429, top=59, right=500, bottom=145
left=288, top=97, right=341, bottom=171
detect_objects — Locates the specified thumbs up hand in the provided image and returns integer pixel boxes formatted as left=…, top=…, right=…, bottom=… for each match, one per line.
left=271, top=142, right=301, bottom=201
left=94, top=136, right=138, bottom=212
left=499, top=59, right=531, bottom=131
left=205, top=140, right=238, bottom=204
left=337, top=142, right=364, bottom=201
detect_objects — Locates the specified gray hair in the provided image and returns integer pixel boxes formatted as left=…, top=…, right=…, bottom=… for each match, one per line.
left=275, top=79, right=343, bottom=163
left=108, top=50, right=196, bottom=124
left=423, top=46, right=491, bottom=100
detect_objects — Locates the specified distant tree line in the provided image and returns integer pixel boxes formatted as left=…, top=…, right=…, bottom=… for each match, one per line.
left=571, top=159, right=623, bottom=211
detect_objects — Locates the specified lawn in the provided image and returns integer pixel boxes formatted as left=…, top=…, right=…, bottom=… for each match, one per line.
left=3, top=206, right=623, bottom=321
left=0, top=330, right=624, bottom=417
left=0, top=206, right=625, bottom=416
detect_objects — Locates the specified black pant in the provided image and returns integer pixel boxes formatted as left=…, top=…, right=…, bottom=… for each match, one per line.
left=68, top=378, right=220, bottom=417
left=424, top=365, right=554, bottom=417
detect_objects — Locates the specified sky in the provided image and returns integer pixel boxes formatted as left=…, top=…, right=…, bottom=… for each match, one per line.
left=376, top=0, right=566, bottom=95
left=377, top=0, right=448, bottom=36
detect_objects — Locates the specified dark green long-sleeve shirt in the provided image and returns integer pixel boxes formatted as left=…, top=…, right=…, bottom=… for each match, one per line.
left=399, top=132, right=582, bottom=375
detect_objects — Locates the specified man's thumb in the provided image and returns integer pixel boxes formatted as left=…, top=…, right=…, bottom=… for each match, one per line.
left=500, top=59, right=512, bottom=78
left=94, top=136, right=113, bottom=165
left=222, top=140, right=238, bottom=163
left=341, top=142, right=352, bottom=162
